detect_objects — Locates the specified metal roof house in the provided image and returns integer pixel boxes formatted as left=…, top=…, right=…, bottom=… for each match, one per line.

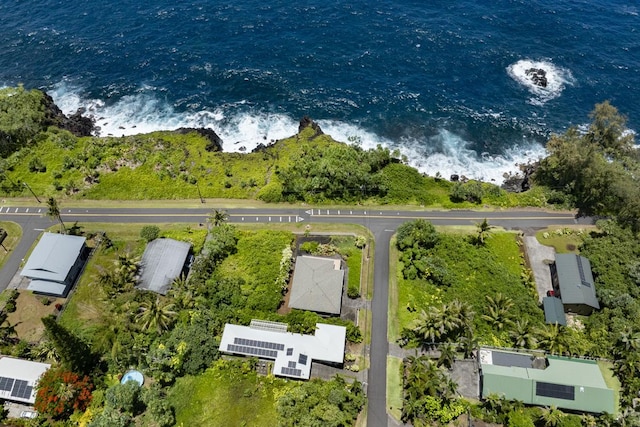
left=550, top=254, right=599, bottom=315
left=288, top=256, right=345, bottom=315
left=479, top=348, right=615, bottom=415
left=220, top=320, right=346, bottom=379
left=20, top=232, right=87, bottom=297
left=542, top=296, right=567, bottom=326
left=137, top=238, right=191, bottom=295
left=0, top=356, right=51, bottom=405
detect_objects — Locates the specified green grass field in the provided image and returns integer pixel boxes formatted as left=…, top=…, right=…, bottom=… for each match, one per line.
left=169, top=360, right=287, bottom=427
left=387, top=356, right=403, bottom=422
left=535, top=226, right=594, bottom=254
left=0, top=221, right=22, bottom=270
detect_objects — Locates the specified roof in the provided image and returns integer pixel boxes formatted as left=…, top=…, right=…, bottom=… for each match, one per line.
left=554, top=254, right=599, bottom=309
left=220, top=321, right=346, bottom=379
left=543, top=296, right=567, bottom=326
left=21, top=233, right=85, bottom=283
left=288, top=256, right=344, bottom=314
left=480, top=348, right=615, bottom=414
left=26, top=280, right=68, bottom=297
left=137, top=238, right=191, bottom=295
left=0, top=357, right=51, bottom=404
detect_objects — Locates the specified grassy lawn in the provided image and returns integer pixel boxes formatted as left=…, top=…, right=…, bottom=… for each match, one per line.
left=169, top=361, right=287, bottom=427
left=598, top=360, right=622, bottom=415
left=388, top=237, right=400, bottom=343
left=387, top=356, right=403, bottom=422
left=8, top=292, right=64, bottom=342
left=535, top=226, right=593, bottom=254
left=0, top=221, right=22, bottom=270
left=396, top=230, right=544, bottom=345
left=358, top=308, right=372, bottom=345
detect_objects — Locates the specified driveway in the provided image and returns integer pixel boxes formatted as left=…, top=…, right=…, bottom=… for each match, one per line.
left=522, top=236, right=556, bottom=303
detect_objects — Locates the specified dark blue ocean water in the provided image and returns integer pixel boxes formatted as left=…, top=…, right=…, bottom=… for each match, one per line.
left=1, top=0, right=638, bottom=181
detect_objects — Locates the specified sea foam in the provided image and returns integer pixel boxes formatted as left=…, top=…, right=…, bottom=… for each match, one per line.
left=507, top=59, right=575, bottom=106
left=49, top=81, right=545, bottom=185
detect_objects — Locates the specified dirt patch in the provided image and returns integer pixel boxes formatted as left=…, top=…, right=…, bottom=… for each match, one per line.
left=7, top=292, right=65, bottom=343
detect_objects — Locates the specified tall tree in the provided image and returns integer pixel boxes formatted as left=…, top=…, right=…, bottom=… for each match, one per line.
left=41, top=315, right=96, bottom=375
left=208, top=209, right=228, bottom=227
left=46, top=197, right=66, bottom=232
left=475, top=218, right=495, bottom=246
left=135, top=296, right=177, bottom=333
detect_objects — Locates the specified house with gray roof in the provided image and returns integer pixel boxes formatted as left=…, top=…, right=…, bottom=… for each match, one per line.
left=550, top=254, right=599, bottom=315
left=20, top=232, right=87, bottom=297
left=137, top=238, right=191, bottom=295
left=542, top=296, right=567, bottom=326
left=220, top=320, right=346, bottom=379
left=0, top=356, right=51, bottom=405
left=287, top=256, right=345, bottom=315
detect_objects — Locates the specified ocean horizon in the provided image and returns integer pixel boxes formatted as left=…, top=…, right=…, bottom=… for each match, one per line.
left=1, top=0, right=638, bottom=183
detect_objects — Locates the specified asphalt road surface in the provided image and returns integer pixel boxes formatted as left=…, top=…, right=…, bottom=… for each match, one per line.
left=0, top=205, right=586, bottom=426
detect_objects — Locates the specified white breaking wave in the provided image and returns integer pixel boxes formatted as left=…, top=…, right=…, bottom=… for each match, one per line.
left=49, top=81, right=546, bottom=185
left=507, top=59, right=575, bottom=105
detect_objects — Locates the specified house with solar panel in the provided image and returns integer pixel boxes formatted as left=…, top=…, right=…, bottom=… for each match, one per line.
left=287, top=256, right=345, bottom=315
left=220, top=320, right=346, bottom=379
left=20, top=232, right=87, bottom=297
left=0, top=356, right=51, bottom=405
left=549, top=254, right=599, bottom=316
left=137, top=238, right=192, bottom=295
left=479, top=348, right=616, bottom=415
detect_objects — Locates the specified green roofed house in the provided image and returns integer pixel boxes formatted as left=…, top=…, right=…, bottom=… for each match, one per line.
left=479, top=348, right=616, bottom=415
left=542, top=296, right=567, bottom=326
left=20, top=232, right=87, bottom=297
left=550, top=254, right=599, bottom=315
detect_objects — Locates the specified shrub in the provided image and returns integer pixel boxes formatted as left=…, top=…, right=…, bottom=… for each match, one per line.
left=140, top=225, right=160, bottom=242
left=35, top=368, right=93, bottom=419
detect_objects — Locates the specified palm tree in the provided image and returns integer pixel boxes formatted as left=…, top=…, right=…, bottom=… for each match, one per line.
left=208, top=209, right=228, bottom=227
left=437, top=342, right=457, bottom=370
left=537, top=323, right=568, bottom=355
left=30, top=340, right=59, bottom=362
left=509, top=319, right=537, bottom=349
left=481, top=293, right=515, bottom=331
left=135, top=296, right=177, bottom=333
left=539, top=406, right=565, bottom=427
left=46, top=197, right=66, bottom=233
left=0, top=313, right=17, bottom=343
left=475, top=218, right=495, bottom=245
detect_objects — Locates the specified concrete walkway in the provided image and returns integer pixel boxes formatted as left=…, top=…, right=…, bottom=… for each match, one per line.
left=522, top=236, right=556, bottom=303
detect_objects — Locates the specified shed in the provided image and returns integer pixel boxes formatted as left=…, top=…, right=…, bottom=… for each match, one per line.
left=550, top=254, right=599, bottom=315
left=288, top=256, right=344, bottom=315
left=137, top=238, right=191, bottom=295
left=20, top=232, right=87, bottom=297
left=0, top=357, right=51, bottom=405
left=543, top=296, right=567, bottom=326
left=479, top=348, right=615, bottom=415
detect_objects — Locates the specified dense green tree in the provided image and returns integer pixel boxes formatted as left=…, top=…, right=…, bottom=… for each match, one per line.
left=105, top=381, right=143, bottom=416
left=41, top=315, right=97, bottom=375
left=35, top=367, right=93, bottom=420
left=135, top=296, right=177, bottom=333
left=139, top=225, right=160, bottom=242
left=0, top=86, right=49, bottom=157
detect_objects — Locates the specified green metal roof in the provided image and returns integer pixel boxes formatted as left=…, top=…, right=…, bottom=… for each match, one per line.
left=554, top=254, right=599, bottom=309
left=543, top=296, right=567, bottom=326
left=480, top=349, right=615, bottom=415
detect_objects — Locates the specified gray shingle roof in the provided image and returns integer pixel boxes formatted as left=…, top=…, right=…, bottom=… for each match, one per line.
left=555, top=254, right=599, bottom=309
left=21, top=232, right=85, bottom=283
left=288, top=256, right=344, bottom=315
left=543, top=296, right=567, bottom=326
left=137, top=238, right=191, bottom=295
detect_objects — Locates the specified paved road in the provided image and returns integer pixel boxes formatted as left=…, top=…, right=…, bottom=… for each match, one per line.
left=0, top=204, right=586, bottom=426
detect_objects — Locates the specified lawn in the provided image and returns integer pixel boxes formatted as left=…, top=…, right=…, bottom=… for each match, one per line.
left=8, top=292, right=64, bottom=342
left=0, top=221, right=22, bottom=270
left=535, top=226, right=592, bottom=254
left=387, top=356, right=403, bottom=422
left=396, top=230, right=544, bottom=345
left=169, top=360, right=287, bottom=427
left=331, top=236, right=363, bottom=297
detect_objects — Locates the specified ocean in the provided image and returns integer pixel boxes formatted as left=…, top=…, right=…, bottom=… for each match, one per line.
left=1, top=0, right=638, bottom=183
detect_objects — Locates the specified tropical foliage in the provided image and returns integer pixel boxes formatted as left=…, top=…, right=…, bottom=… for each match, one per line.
left=35, top=367, right=93, bottom=420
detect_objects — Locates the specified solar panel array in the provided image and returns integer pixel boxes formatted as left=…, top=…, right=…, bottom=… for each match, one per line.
left=288, top=361, right=297, bottom=368
left=535, top=381, right=575, bottom=401
left=249, top=319, right=289, bottom=333
left=298, top=354, right=308, bottom=365
left=11, top=380, right=33, bottom=401
left=0, top=377, right=33, bottom=401
left=227, top=344, right=278, bottom=359
left=576, top=256, right=591, bottom=287
left=281, top=367, right=303, bottom=377
left=0, top=377, right=14, bottom=392
left=234, top=337, right=285, bottom=351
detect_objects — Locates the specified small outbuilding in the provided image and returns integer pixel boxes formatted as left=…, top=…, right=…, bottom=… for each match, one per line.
left=137, top=238, right=191, bottom=295
left=542, top=296, right=567, bottom=326
left=288, top=256, right=345, bottom=315
left=0, top=356, right=51, bottom=405
left=479, top=348, right=615, bottom=415
left=550, top=254, right=599, bottom=315
left=20, top=232, right=87, bottom=297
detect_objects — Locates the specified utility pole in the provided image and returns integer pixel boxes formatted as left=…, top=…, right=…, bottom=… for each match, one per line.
left=23, top=182, right=41, bottom=203
left=195, top=181, right=205, bottom=204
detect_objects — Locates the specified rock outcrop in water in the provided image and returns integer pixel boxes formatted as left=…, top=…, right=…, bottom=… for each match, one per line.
left=501, top=161, right=538, bottom=193
left=43, top=92, right=95, bottom=137
left=174, top=127, right=223, bottom=152
left=298, top=116, right=323, bottom=138
left=525, top=68, right=548, bottom=88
